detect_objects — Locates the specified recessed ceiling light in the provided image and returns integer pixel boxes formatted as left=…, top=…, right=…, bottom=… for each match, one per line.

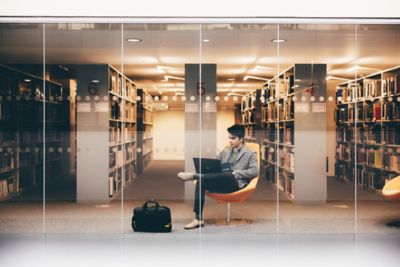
left=126, top=38, right=142, bottom=43
left=271, top=39, right=286, bottom=43
left=227, top=78, right=235, bottom=81
left=24, top=79, right=31, bottom=82
left=203, top=39, right=210, bottom=43
left=91, top=80, right=100, bottom=83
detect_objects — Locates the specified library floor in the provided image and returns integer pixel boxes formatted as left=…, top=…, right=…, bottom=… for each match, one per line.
left=0, top=160, right=400, bottom=234
left=1, top=160, right=400, bottom=267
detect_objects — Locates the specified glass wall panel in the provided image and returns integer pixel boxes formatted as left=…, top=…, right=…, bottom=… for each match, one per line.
left=44, top=23, right=123, bottom=233
left=198, top=23, right=279, bottom=234
left=0, top=23, right=45, bottom=234
left=122, top=23, right=201, bottom=233
left=278, top=24, right=357, bottom=233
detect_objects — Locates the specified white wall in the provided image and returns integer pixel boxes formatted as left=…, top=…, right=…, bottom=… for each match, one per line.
left=216, top=108, right=235, bottom=151
left=153, top=108, right=235, bottom=160
left=153, top=110, right=185, bottom=160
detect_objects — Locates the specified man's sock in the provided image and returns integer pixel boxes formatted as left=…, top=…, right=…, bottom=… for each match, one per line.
left=193, top=173, right=203, bottom=180
left=195, top=213, right=202, bottom=221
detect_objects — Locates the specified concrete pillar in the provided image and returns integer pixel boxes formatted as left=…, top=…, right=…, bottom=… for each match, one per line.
left=184, top=63, right=217, bottom=201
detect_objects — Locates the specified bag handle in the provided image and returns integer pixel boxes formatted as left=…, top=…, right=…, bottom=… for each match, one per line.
left=143, top=198, right=160, bottom=209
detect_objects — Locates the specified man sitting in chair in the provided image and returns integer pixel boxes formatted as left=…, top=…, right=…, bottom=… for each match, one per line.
left=177, top=124, right=258, bottom=230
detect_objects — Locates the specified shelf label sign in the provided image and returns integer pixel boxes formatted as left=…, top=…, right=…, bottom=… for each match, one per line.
left=294, top=103, right=309, bottom=113
left=202, top=102, right=216, bottom=112
left=94, top=102, right=108, bottom=112
left=185, top=103, right=199, bottom=112
left=311, top=103, right=326, bottom=113
left=77, top=103, right=91, bottom=112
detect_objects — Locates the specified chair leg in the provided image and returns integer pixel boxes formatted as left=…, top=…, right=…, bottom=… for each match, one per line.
left=206, top=202, right=252, bottom=226
left=226, top=203, right=231, bottom=224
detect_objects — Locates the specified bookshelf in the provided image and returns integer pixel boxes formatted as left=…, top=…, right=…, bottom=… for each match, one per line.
left=261, top=64, right=327, bottom=203
left=241, top=89, right=263, bottom=144
left=335, top=66, right=400, bottom=193
left=0, top=64, right=69, bottom=201
left=76, top=65, right=137, bottom=203
left=136, top=89, right=154, bottom=175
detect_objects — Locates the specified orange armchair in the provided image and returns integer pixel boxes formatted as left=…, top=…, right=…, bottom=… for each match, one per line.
left=382, top=175, right=400, bottom=229
left=206, top=142, right=260, bottom=225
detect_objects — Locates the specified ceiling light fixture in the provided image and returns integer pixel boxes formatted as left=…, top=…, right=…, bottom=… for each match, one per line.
left=227, top=92, right=245, bottom=97
left=243, top=75, right=269, bottom=81
left=24, top=79, right=31, bottom=82
left=326, top=76, right=350, bottom=81
left=157, top=65, right=183, bottom=74
left=126, top=38, right=142, bottom=43
left=253, top=65, right=275, bottom=71
left=227, top=78, right=235, bottom=81
left=347, top=65, right=381, bottom=73
left=163, top=75, right=185, bottom=81
left=203, top=39, right=210, bottom=43
left=271, top=39, right=286, bottom=43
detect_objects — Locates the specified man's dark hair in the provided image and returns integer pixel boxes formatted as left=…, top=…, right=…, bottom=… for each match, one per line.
left=227, top=124, right=245, bottom=140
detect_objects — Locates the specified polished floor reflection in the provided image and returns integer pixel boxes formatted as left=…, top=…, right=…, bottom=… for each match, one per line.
left=1, top=234, right=400, bottom=267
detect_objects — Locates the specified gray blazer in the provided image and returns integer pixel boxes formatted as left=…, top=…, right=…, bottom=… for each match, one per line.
left=216, top=144, right=258, bottom=181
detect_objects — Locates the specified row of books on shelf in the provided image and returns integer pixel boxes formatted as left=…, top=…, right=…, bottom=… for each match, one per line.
left=108, top=162, right=136, bottom=197
left=278, top=172, right=295, bottom=197
left=109, top=71, right=136, bottom=99
left=261, top=102, right=294, bottom=122
left=280, top=127, right=294, bottom=145
left=142, top=130, right=153, bottom=139
left=110, top=100, right=137, bottom=121
left=336, top=144, right=400, bottom=172
left=382, top=74, right=400, bottom=96
left=0, top=131, right=15, bottom=144
left=0, top=152, right=16, bottom=172
left=142, top=140, right=153, bottom=155
left=109, top=127, right=136, bottom=144
left=123, top=103, right=137, bottom=121
left=263, top=164, right=275, bottom=183
left=262, top=144, right=276, bottom=163
left=336, top=101, right=400, bottom=122
left=0, top=176, right=16, bottom=198
left=337, top=75, right=400, bottom=102
left=143, top=110, right=153, bottom=124
left=335, top=163, right=394, bottom=190
left=244, top=127, right=256, bottom=140
left=241, top=95, right=256, bottom=111
left=242, top=110, right=255, bottom=124
left=336, top=125, right=400, bottom=145
left=109, top=174, right=121, bottom=197
left=142, top=152, right=153, bottom=169
left=263, top=75, right=294, bottom=100
left=1, top=100, right=63, bottom=123
left=0, top=101, right=12, bottom=120
left=279, top=149, right=295, bottom=173
left=109, top=144, right=137, bottom=168
left=262, top=128, right=294, bottom=145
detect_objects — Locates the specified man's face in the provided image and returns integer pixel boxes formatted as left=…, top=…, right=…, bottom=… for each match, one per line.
left=228, top=133, right=242, bottom=148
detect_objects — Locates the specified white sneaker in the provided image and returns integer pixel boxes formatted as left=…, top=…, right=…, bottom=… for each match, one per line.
left=184, top=219, right=205, bottom=230
left=177, top=172, right=195, bottom=181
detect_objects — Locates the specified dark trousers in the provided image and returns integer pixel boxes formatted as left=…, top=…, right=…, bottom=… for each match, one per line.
left=193, top=172, right=241, bottom=220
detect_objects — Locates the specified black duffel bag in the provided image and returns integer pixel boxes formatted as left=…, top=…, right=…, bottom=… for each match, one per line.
left=131, top=199, right=172, bottom=233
